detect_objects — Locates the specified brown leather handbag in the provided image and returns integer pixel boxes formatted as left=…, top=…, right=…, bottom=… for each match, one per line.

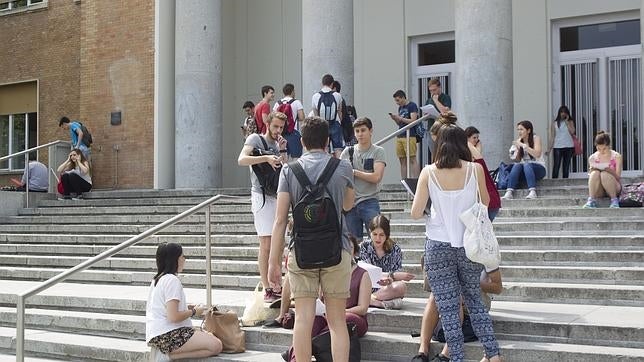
left=202, top=307, right=245, bottom=353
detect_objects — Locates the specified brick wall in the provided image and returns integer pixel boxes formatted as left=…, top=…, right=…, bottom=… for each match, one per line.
left=0, top=0, right=81, bottom=185
left=79, top=0, right=155, bottom=189
left=0, top=0, right=155, bottom=190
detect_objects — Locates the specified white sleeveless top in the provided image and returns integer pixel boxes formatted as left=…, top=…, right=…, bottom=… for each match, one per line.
left=553, top=121, right=574, bottom=148
left=425, top=163, right=477, bottom=248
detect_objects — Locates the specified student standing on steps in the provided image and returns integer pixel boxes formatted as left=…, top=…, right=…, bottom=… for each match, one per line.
left=340, top=117, right=387, bottom=239
left=411, top=123, right=501, bottom=362
left=238, top=112, right=288, bottom=302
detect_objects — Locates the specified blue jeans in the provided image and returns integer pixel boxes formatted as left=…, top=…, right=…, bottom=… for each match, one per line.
left=328, top=121, right=344, bottom=152
left=283, top=129, right=303, bottom=158
left=345, top=198, right=381, bottom=239
left=424, top=240, right=500, bottom=361
left=507, top=163, right=545, bottom=189
left=488, top=208, right=499, bottom=222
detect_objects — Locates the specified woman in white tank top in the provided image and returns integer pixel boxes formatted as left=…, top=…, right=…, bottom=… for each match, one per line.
left=411, top=123, right=501, bottom=362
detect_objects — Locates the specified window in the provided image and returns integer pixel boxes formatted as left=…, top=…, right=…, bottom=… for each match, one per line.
left=0, top=0, right=46, bottom=13
left=560, top=20, right=640, bottom=52
left=418, top=40, right=455, bottom=66
left=0, top=112, right=37, bottom=170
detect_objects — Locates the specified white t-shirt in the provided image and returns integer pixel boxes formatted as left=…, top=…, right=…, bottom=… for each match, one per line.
left=311, top=86, right=343, bottom=124
left=273, top=96, right=304, bottom=131
left=145, top=274, right=193, bottom=342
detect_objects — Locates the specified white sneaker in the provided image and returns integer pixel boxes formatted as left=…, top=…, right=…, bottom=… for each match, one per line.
left=501, top=189, right=513, bottom=200
left=150, top=347, right=171, bottom=362
left=525, top=189, right=537, bottom=199
left=381, top=298, right=403, bottom=310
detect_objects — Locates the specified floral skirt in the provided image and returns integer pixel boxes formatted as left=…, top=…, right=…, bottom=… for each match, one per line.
left=148, top=326, right=195, bottom=354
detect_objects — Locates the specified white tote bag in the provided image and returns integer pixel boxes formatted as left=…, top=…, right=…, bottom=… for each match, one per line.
left=459, top=164, right=501, bottom=271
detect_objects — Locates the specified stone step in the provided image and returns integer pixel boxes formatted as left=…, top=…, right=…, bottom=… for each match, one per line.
left=2, top=268, right=643, bottom=305
left=2, top=254, right=643, bottom=285
left=1, top=282, right=643, bottom=349
left=0, top=355, right=64, bottom=362
left=0, top=218, right=641, bottom=234
left=2, top=244, right=642, bottom=267
left=1, top=233, right=642, bottom=250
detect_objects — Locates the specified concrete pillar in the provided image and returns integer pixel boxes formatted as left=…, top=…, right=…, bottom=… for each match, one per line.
left=302, top=0, right=354, bottom=106
left=154, top=0, right=175, bottom=189
left=641, top=0, right=644, bottom=175
left=174, top=0, right=222, bottom=188
left=455, top=0, right=513, bottom=167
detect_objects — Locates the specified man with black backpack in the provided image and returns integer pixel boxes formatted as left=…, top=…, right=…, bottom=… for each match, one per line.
left=268, top=116, right=355, bottom=362
left=238, top=111, right=288, bottom=303
left=312, top=74, right=344, bottom=158
left=59, top=116, right=92, bottom=161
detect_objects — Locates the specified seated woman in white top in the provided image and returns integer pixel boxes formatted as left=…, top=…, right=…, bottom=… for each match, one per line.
left=502, top=120, right=546, bottom=200
left=584, top=131, right=623, bottom=209
left=146, top=243, right=222, bottom=361
left=56, top=148, right=92, bottom=199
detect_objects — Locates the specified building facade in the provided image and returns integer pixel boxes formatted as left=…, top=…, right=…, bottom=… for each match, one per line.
left=1, top=0, right=642, bottom=189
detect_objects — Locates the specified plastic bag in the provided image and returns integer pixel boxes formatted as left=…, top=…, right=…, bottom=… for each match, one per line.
left=241, top=282, right=279, bottom=326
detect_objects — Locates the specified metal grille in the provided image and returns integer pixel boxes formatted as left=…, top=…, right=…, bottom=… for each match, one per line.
left=608, top=57, right=641, bottom=171
left=561, top=62, right=598, bottom=173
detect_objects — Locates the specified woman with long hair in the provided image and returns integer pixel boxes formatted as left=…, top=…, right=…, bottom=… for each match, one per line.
left=56, top=148, right=92, bottom=199
left=411, top=123, right=501, bottom=362
left=359, top=215, right=415, bottom=309
left=502, top=120, right=546, bottom=199
left=146, top=243, right=222, bottom=361
left=584, top=131, right=623, bottom=208
left=464, top=126, right=502, bottom=221
left=547, top=105, right=577, bottom=178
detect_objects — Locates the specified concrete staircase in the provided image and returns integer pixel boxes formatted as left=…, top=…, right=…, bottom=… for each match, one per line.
left=0, top=178, right=643, bottom=361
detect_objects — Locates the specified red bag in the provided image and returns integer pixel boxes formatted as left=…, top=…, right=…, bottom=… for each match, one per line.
left=57, top=179, right=64, bottom=195
left=572, top=135, right=583, bottom=156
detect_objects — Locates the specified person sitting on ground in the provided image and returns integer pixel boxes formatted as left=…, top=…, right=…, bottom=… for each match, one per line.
left=502, top=120, right=545, bottom=200
left=584, top=131, right=623, bottom=209
left=412, top=270, right=503, bottom=362
left=10, top=155, right=48, bottom=192
left=146, top=242, right=222, bottom=361
left=283, top=235, right=372, bottom=361
left=56, top=149, right=92, bottom=200
left=359, top=215, right=415, bottom=310
left=465, top=126, right=501, bottom=221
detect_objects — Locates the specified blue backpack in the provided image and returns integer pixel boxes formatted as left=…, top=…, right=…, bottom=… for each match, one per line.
left=317, top=91, right=338, bottom=122
left=494, top=161, right=511, bottom=190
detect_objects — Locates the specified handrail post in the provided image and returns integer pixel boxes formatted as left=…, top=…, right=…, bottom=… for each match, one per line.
left=16, top=296, right=25, bottom=362
left=205, top=205, right=212, bottom=308
left=24, top=153, right=30, bottom=208
left=406, top=129, right=411, bottom=179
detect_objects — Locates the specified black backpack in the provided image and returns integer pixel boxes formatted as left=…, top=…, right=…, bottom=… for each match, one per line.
left=317, top=91, right=338, bottom=122
left=340, top=100, right=356, bottom=143
left=251, top=136, right=281, bottom=203
left=78, top=122, right=93, bottom=146
left=289, top=157, right=342, bottom=269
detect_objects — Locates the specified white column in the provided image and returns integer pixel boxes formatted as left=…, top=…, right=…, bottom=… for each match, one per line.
left=154, top=0, right=175, bottom=189
left=641, top=0, right=644, bottom=175
left=175, top=0, right=222, bottom=188
left=455, top=0, right=513, bottom=166
left=302, top=0, right=354, bottom=106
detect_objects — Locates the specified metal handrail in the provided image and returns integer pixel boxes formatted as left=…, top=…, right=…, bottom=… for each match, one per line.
left=0, top=140, right=71, bottom=208
left=14, top=193, right=244, bottom=361
left=374, top=114, right=432, bottom=178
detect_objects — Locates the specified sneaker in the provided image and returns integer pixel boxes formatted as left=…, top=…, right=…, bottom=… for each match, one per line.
left=381, top=297, right=403, bottom=310
left=411, top=353, right=430, bottom=362
left=501, top=189, right=513, bottom=200
left=264, top=288, right=281, bottom=303
left=430, top=354, right=451, bottom=362
left=525, top=189, right=537, bottom=199
left=583, top=199, right=598, bottom=209
left=609, top=198, right=620, bottom=208
left=58, top=196, right=72, bottom=201
left=149, top=347, right=171, bottom=362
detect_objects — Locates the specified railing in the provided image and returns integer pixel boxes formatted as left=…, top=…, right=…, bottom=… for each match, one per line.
left=374, top=114, right=432, bottom=178
left=0, top=140, right=71, bottom=208
left=14, top=193, right=243, bottom=361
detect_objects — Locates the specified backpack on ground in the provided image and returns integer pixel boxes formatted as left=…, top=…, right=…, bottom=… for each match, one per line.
left=276, top=98, right=297, bottom=135
left=289, top=157, right=342, bottom=269
left=317, top=91, right=338, bottom=123
left=433, top=314, right=478, bottom=343
left=495, top=161, right=511, bottom=190
left=619, top=183, right=644, bottom=207
left=251, top=136, right=281, bottom=204
left=78, top=122, right=93, bottom=146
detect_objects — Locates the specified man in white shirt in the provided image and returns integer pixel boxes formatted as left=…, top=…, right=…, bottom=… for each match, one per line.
left=312, top=74, right=344, bottom=158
